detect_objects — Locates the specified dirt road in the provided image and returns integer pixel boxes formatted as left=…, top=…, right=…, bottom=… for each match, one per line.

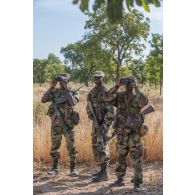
left=33, top=162, right=163, bottom=195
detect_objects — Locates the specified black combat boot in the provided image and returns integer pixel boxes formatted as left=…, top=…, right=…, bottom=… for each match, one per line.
left=133, top=183, right=142, bottom=192
left=91, top=165, right=108, bottom=182
left=92, top=166, right=102, bottom=177
left=48, top=158, right=59, bottom=175
left=70, top=161, right=78, bottom=177
left=109, top=178, right=125, bottom=187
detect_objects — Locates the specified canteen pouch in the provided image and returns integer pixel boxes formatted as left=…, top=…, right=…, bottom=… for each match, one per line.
left=125, top=116, right=140, bottom=129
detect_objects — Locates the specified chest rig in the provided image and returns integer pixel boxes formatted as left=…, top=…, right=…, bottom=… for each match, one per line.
left=53, top=88, right=73, bottom=118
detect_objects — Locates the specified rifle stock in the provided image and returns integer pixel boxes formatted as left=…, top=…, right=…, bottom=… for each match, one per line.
left=141, top=105, right=155, bottom=116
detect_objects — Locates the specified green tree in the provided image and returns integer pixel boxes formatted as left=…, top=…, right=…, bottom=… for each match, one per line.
left=33, top=53, right=66, bottom=84
left=60, top=42, right=95, bottom=83
left=72, top=0, right=162, bottom=23
left=45, top=53, right=65, bottom=80
left=84, top=7, right=150, bottom=80
left=33, top=59, right=49, bottom=85
left=145, top=33, right=163, bottom=94
left=130, top=58, right=147, bottom=86
left=79, top=36, right=115, bottom=82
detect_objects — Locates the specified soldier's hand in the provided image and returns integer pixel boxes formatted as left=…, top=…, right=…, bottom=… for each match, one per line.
left=50, top=80, right=57, bottom=89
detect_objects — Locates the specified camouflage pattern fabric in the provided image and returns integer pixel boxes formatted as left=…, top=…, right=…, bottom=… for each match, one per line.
left=116, top=130, right=144, bottom=184
left=86, top=85, right=116, bottom=167
left=109, top=86, right=148, bottom=184
left=50, top=125, right=77, bottom=163
left=41, top=87, right=79, bottom=163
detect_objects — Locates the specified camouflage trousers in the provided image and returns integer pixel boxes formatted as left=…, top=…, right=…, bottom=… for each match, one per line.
left=50, top=124, right=78, bottom=163
left=91, top=122, right=110, bottom=167
left=115, top=128, right=144, bottom=184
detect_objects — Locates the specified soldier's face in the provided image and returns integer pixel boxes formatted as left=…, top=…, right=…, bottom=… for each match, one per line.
left=125, top=81, right=136, bottom=91
left=94, top=77, right=103, bottom=85
left=60, top=81, right=68, bottom=89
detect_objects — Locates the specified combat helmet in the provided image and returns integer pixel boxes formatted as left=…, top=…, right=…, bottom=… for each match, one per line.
left=93, top=70, right=105, bottom=78
left=54, top=73, right=70, bottom=82
left=59, top=73, right=70, bottom=80
left=126, top=75, right=137, bottom=83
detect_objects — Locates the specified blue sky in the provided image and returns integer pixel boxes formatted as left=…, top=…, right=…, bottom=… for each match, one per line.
left=33, top=0, right=163, bottom=62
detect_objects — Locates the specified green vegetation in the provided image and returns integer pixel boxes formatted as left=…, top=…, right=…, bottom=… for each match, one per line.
left=33, top=53, right=66, bottom=85
left=33, top=8, right=163, bottom=94
left=72, top=0, right=162, bottom=23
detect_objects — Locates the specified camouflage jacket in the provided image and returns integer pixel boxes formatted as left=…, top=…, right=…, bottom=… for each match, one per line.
left=108, top=86, right=148, bottom=129
left=41, top=87, right=79, bottom=128
left=86, top=85, right=115, bottom=128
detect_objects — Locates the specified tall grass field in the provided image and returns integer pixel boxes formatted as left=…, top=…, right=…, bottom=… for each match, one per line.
left=33, top=83, right=163, bottom=165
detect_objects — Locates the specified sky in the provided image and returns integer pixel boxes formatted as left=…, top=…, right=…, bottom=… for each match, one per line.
left=33, top=0, right=163, bottom=62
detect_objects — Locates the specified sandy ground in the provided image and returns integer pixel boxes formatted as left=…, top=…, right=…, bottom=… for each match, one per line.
left=33, top=161, right=163, bottom=195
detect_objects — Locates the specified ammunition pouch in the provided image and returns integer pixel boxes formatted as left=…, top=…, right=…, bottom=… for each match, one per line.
left=71, top=111, right=80, bottom=125
left=54, top=96, right=67, bottom=104
left=125, top=116, right=140, bottom=129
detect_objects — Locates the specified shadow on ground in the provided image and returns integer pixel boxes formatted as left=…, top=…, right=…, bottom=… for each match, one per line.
left=33, top=162, right=163, bottom=195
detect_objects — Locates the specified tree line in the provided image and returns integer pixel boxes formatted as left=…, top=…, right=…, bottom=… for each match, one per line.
left=33, top=7, right=163, bottom=94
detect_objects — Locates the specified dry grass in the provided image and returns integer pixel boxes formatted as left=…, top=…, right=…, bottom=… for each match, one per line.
left=33, top=83, right=163, bottom=164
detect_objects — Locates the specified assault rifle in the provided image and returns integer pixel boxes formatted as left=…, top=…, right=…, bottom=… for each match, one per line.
left=87, top=99, right=107, bottom=146
left=141, top=105, right=155, bottom=116
left=72, top=82, right=88, bottom=95
left=108, top=105, right=155, bottom=141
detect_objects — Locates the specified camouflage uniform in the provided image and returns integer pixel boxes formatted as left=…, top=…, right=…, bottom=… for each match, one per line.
left=109, top=78, right=148, bottom=186
left=86, top=71, right=115, bottom=181
left=41, top=74, right=79, bottom=175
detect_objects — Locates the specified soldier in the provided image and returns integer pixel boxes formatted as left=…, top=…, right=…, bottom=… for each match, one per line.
left=41, top=73, right=79, bottom=177
left=109, top=76, right=148, bottom=192
left=86, top=70, right=116, bottom=182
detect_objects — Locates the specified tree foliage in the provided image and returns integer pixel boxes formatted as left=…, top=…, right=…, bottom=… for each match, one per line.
left=145, top=33, right=163, bottom=94
left=33, top=53, right=65, bottom=85
left=72, top=0, right=162, bottom=23
left=84, top=7, right=150, bottom=80
left=130, top=58, right=147, bottom=86
left=60, top=41, right=96, bottom=83
left=34, top=7, right=163, bottom=92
